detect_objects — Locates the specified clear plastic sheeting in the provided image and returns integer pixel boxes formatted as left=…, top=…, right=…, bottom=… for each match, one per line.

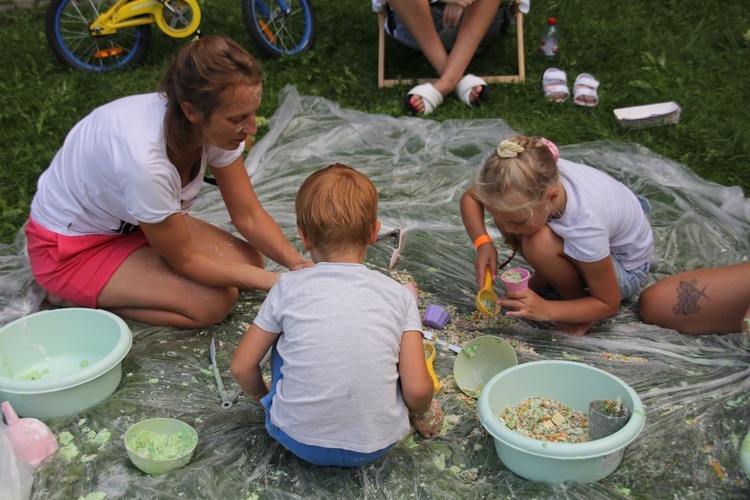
left=0, top=86, right=748, bottom=498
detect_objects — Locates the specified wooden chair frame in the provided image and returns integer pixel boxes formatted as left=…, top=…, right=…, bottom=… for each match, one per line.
left=377, top=0, right=526, bottom=88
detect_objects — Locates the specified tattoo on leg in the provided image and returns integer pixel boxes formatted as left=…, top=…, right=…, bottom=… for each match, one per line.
left=672, top=278, right=709, bottom=316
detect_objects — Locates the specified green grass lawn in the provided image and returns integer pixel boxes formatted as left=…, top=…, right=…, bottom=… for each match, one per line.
left=0, top=0, right=748, bottom=244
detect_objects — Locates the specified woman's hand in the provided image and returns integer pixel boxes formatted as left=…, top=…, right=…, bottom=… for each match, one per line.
left=410, top=399, right=444, bottom=438
left=442, top=0, right=476, bottom=8
left=442, top=4, right=464, bottom=27
left=288, top=256, right=314, bottom=271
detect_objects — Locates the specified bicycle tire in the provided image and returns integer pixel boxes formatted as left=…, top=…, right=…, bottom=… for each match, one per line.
left=45, top=0, right=151, bottom=72
left=242, top=0, right=316, bottom=58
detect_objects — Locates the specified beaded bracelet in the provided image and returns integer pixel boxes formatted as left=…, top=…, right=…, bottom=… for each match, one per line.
left=473, top=234, right=493, bottom=249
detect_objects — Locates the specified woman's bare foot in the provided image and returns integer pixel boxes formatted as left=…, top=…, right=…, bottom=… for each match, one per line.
left=45, top=293, right=79, bottom=308
left=555, top=321, right=597, bottom=336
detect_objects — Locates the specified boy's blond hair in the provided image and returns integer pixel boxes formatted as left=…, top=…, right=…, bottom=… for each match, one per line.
left=295, top=163, right=378, bottom=254
left=474, top=135, right=558, bottom=214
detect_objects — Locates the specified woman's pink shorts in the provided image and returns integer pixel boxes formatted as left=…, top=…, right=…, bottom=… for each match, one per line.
left=25, top=217, right=149, bottom=308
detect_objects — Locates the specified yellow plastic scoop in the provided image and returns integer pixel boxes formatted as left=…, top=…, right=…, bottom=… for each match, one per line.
left=476, top=268, right=500, bottom=315
left=424, top=342, right=441, bottom=392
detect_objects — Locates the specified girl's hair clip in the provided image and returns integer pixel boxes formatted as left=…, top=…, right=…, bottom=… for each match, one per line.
left=496, top=140, right=525, bottom=158
left=539, top=137, right=560, bottom=162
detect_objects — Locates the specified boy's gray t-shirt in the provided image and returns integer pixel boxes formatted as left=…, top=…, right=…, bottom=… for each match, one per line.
left=253, top=261, right=423, bottom=453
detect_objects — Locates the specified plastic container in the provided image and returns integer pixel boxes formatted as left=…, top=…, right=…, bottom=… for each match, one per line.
left=124, top=418, right=198, bottom=475
left=453, top=336, right=517, bottom=398
left=588, top=399, right=632, bottom=440
left=500, top=268, right=531, bottom=292
left=614, top=102, right=681, bottom=129
left=741, top=430, right=750, bottom=481
left=2, top=401, right=58, bottom=464
left=423, top=304, right=451, bottom=329
left=0, top=308, right=133, bottom=419
left=478, top=360, right=645, bottom=483
left=540, top=17, right=559, bottom=58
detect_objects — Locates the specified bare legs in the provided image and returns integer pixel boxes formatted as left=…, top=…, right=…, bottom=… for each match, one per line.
left=520, top=225, right=598, bottom=335
left=638, top=263, right=750, bottom=335
left=96, top=217, right=265, bottom=328
left=388, top=0, right=502, bottom=112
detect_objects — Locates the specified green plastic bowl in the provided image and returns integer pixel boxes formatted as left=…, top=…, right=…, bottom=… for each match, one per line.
left=124, top=418, right=198, bottom=475
left=478, top=360, right=645, bottom=483
left=453, top=336, right=517, bottom=398
left=0, top=308, right=132, bottom=419
left=741, top=430, right=750, bottom=481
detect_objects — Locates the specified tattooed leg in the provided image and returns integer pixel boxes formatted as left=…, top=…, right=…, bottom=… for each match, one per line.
left=671, top=278, right=709, bottom=316
left=639, top=263, right=750, bottom=335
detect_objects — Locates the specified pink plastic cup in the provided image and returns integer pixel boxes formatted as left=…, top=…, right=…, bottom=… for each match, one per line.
left=2, top=401, right=59, bottom=465
left=500, top=267, right=531, bottom=292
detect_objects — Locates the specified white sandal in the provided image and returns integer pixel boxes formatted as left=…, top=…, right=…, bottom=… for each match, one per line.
left=454, top=74, right=490, bottom=107
left=404, top=83, right=444, bottom=116
left=542, top=67, right=570, bottom=103
left=573, top=73, right=600, bottom=107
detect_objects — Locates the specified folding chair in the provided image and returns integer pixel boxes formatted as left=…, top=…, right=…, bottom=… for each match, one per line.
left=376, top=0, right=526, bottom=88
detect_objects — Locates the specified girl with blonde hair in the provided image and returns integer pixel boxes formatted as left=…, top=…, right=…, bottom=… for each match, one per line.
left=460, top=136, right=654, bottom=335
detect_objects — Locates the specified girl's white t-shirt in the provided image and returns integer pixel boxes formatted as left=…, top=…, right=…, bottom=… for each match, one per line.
left=30, top=93, right=243, bottom=235
left=547, top=159, right=654, bottom=270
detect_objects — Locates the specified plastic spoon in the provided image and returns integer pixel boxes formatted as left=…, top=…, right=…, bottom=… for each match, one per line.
left=476, top=268, right=500, bottom=315
left=422, top=329, right=462, bottom=354
left=424, top=342, right=441, bottom=392
left=209, top=337, right=240, bottom=410
left=1, top=401, right=59, bottom=465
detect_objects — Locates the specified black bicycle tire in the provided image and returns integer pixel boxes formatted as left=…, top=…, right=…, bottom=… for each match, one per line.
left=45, top=0, right=151, bottom=72
left=241, top=0, right=316, bottom=58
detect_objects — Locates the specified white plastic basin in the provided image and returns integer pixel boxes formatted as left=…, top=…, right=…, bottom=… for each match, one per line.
left=478, top=360, right=645, bottom=483
left=0, top=308, right=132, bottom=419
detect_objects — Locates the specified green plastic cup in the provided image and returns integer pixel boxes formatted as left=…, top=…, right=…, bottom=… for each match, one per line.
left=124, top=418, right=198, bottom=475
left=453, top=336, right=517, bottom=398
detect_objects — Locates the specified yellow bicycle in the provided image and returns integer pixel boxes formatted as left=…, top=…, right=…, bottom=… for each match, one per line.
left=45, top=0, right=201, bottom=71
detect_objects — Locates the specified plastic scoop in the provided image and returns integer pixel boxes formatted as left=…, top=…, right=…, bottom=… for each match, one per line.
left=1, top=401, right=59, bottom=465
left=424, top=342, right=441, bottom=392
left=476, top=268, right=500, bottom=315
left=588, top=398, right=632, bottom=440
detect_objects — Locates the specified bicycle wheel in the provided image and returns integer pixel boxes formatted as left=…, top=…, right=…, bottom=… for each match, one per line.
left=45, top=0, right=151, bottom=72
left=155, top=0, right=201, bottom=39
left=242, top=0, right=316, bottom=58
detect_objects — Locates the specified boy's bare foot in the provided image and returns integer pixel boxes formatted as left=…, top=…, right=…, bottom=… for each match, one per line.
left=555, top=321, right=596, bottom=336
left=45, top=293, right=79, bottom=308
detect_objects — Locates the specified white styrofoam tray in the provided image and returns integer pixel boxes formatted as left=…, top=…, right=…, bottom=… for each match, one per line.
left=613, top=101, right=681, bottom=128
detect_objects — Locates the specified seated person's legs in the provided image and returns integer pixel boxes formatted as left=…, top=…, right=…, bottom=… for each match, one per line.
left=389, top=0, right=502, bottom=112
left=99, top=217, right=263, bottom=328
left=521, top=225, right=587, bottom=300
left=638, top=263, right=750, bottom=335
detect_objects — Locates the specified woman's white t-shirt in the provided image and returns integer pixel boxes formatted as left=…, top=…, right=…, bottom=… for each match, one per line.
left=30, top=93, right=243, bottom=236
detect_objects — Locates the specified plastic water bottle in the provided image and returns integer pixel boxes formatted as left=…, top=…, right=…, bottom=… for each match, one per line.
left=540, top=17, right=559, bottom=58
